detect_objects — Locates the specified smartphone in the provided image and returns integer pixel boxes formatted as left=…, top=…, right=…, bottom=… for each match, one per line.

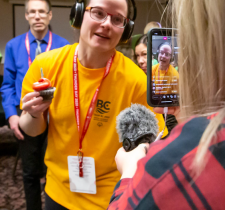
left=147, top=28, right=179, bottom=107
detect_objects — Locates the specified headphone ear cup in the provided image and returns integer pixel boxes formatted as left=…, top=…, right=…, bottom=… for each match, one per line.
left=69, top=4, right=75, bottom=27
left=120, top=20, right=134, bottom=43
left=70, top=1, right=85, bottom=29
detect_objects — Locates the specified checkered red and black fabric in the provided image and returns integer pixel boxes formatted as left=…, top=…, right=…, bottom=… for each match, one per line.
left=108, top=116, right=225, bottom=210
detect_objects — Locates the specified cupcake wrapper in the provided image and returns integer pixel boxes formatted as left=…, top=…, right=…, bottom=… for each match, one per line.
left=39, top=87, right=56, bottom=101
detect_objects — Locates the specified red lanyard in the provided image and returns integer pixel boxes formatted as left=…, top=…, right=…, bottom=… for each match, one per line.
left=25, top=31, right=52, bottom=67
left=73, top=45, right=114, bottom=177
left=157, top=67, right=168, bottom=94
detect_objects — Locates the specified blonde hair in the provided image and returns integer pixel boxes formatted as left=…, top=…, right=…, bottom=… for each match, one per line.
left=144, top=21, right=161, bottom=34
left=172, top=0, right=225, bottom=175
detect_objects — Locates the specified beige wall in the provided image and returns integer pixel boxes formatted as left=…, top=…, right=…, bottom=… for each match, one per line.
left=0, top=0, right=13, bottom=64
left=134, top=1, right=167, bottom=35
left=0, top=0, right=167, bottom=66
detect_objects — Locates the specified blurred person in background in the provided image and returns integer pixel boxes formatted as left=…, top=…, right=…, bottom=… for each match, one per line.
left=144, top=21, right=161, bottom=34
left=135, top=34, right=158, bottom=73
left=134, top=34, right=148, bottom=73
left=0, top=0, right=69, bottom=209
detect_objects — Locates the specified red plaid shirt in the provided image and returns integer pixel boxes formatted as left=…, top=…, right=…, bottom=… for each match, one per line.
left=108, top=116, right=225, bottom=209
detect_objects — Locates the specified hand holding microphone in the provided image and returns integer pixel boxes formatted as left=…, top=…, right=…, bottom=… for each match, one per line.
left=115, top=104, right=159, bottom=178
left=115, top=143, right=150, bottom=178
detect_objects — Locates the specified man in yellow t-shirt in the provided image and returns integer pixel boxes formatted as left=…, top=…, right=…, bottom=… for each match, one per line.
left=19, top=0, right=168, bottom=209
left=152, top=43, right=179, bottom=95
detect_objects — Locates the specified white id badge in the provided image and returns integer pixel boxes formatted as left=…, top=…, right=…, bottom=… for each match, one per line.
left=67, top=156, right=96, bottom=194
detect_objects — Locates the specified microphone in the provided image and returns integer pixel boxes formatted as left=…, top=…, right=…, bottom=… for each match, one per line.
left=116, top=104, right=159, bottom=152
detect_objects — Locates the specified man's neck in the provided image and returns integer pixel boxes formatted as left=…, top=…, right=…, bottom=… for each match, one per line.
left=77, top=41, right=115, bottom=69
left=159, top=64, right=168, bottom=71
left=30, top=28, right=48, bottom=40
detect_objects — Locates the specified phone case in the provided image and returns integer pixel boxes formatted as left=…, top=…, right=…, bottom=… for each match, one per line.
left=147, top=28, right=179, bottom=107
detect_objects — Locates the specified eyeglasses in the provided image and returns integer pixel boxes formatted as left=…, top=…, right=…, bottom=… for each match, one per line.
left=26, top=10, right=50, bottom=18
left=85, top=7, right=129, bottom=28
left=158, top=50, right=171, bottom=57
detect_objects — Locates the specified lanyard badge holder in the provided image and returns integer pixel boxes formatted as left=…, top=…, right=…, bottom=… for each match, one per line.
left=67, top=44, right=115, bottom=194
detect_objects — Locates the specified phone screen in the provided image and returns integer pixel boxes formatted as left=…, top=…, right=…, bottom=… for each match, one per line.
left=147, top=28, right=179, bottom=107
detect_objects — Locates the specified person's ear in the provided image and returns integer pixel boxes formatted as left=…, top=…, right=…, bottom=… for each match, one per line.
left=25, top=12, right=29, bottom=21
left=48, top=10, right=53, bottom=21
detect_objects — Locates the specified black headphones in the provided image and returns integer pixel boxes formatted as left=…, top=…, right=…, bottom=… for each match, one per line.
left=69, top=0, right=137, bottom=43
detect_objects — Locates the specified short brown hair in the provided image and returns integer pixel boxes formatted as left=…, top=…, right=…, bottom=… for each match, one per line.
left=83, top=0, right=132, bottom=19
left=25, top=0, right=52, bottom=12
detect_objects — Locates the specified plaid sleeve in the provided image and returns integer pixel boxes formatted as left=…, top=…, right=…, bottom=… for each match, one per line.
left=108, top=119, right=189, bottom=210
left=108, top=116, right=225, bottom=209
left=109, top=178, right=131, bottom=204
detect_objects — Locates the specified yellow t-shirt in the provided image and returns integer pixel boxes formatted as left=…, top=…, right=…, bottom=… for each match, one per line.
left=21, top=43, right=168, bottom=210
left=152, top=63, right=179, bottom=94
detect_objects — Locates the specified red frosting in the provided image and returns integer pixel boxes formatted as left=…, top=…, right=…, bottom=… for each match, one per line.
left=33, top=78, right=51, bottom=91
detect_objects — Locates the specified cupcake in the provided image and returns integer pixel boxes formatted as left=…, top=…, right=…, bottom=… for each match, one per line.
left=33, top=68, right=56, bottom=101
